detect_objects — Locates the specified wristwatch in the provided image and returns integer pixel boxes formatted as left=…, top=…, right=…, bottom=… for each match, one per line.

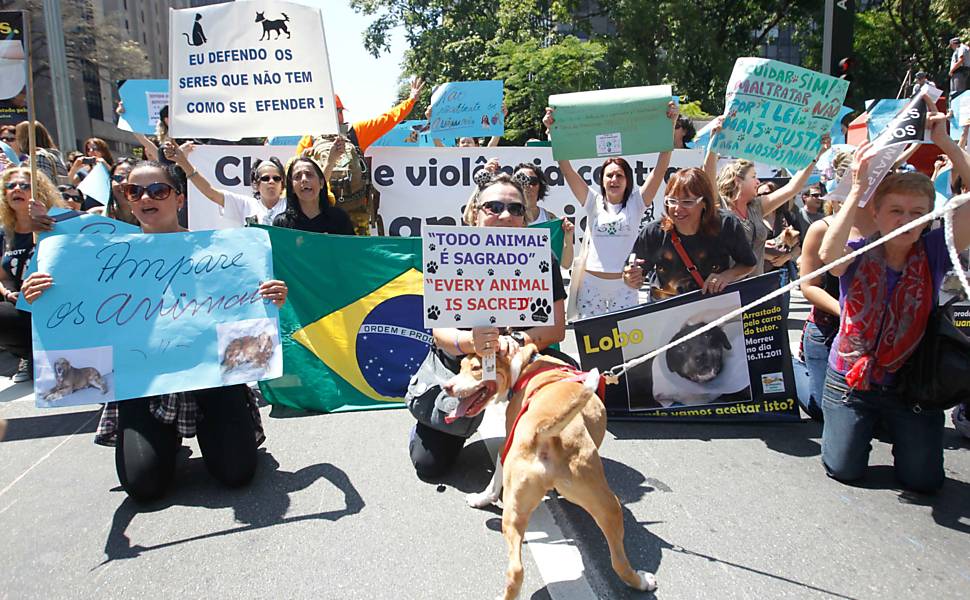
left=510, top=331, right=528, bottom=347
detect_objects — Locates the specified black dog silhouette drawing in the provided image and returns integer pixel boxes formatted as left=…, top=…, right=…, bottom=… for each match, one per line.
left=182, top=13, right=207, bottom=46
left=256, top=12, right=290, bottom=40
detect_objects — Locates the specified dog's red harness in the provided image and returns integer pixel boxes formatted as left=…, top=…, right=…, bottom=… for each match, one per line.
left=500, top=365, right=606, bottom=464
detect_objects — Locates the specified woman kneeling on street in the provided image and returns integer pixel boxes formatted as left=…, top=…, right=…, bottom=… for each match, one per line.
left=407, top=173, right=568, bottom=479
left=22, top=161, right=289, bottom=502
left=818, top=111, right=970, bottom=493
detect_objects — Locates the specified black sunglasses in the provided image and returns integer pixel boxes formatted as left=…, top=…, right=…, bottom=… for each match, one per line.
left=805, top=192, right=823, bottom=198
left=479, top=200, right=526, bottom=217
left=4, top=182, right=30, bottom=191
left=0, top=136, right=14, bottom=142
left=258, top=175, right=282, bottom=183
left=111, top=174, right=127, bottom=183
left=517, top=175, right=540, bottom=185
left=122, top=182, right=177, bottom=202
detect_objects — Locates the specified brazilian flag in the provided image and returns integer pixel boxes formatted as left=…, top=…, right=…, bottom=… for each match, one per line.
left=254, top=221, right=565, bottom=413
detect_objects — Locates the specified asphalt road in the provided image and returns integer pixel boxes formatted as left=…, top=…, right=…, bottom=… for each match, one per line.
left=1, top=292, right=968, bottom=599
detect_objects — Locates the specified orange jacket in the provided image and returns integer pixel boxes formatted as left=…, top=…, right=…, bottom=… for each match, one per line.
left=297, top=96, right=416, bottom=155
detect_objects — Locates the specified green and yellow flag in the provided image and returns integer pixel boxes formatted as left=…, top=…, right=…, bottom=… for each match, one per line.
left=255, top=221, right=564, bottom=413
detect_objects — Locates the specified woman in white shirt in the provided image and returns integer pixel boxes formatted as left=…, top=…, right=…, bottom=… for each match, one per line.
left=163, top=141, right=287, bottom=226
left=543, top=103, right=677, bottom=319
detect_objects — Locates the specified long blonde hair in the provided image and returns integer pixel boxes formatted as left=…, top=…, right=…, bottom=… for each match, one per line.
left=0, top=167, right=62, bottom=244
left=716, top=159, right=755, bottom=209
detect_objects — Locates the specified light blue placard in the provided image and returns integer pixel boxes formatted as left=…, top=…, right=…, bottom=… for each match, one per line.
left=0, top=140, right=19, bottom=165
left=77, top=162, right=111, bottom=205
left=935, top=165, right=952, bottom=210
left=117, top=79, right=169, bottom=134
left=950, top=93, right=970, bottom=142
left=16, top=209, right=140, bottom=311
left=429, top=80, right=504, bottom=137
left=30, top=228, right=280, bottom=406
left=421, top=133, right=454, bottom=147
left=830, top=105, right=853, bottom=144
left=866, top=100, right=909, bottom=141
left=713, top=58, right=849, bottom=171
left=371, top=120, right=428, bottom=147
left=269, top=136, right=302, bottom=146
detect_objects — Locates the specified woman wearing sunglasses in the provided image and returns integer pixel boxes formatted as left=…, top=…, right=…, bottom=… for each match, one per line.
left=163, top=141, right=287, bottom=226
left=623, top=168, right=756, bottom=300
left=409, top=173, right=568, bottom=478
left=0, top=167, right=63, bottom=384
left=543, top=102, right=678, bottom=319
left=68, top=137, right=114, bottom=186
left=57, top=184, right=82, bottom=211
left=273, top=156, right=355, bottom=234
left=21, top=160, right=289, bottom=501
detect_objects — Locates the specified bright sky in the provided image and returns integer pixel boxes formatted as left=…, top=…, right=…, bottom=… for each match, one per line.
left=289, top=0, right=406, bottom=119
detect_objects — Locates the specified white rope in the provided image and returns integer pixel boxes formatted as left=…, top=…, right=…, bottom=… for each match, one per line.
left=604, top=192, right=970, bottom=382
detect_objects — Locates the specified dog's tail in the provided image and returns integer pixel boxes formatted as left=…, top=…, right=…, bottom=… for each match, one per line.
left=282, top=12, right=289, bottom=21
left=534, top=369, right=599, bottom=439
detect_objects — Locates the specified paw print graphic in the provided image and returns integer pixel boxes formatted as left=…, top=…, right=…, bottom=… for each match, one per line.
left=456, top=268, right=463, bottom=276
left=514, top=269, right=521, bottom=276
left=454, top=314, right=461, bottom=322
left=425, top=261, right=438, bottom=274
left=519, top=313, right=526, bottom=321
left=487, top=268, right=494, bottom=276
left=538, top=261, right=549, bottom=273
left=489, top=316, right=496, bottom=324
left=426, top=306, right=440, bottom=320
left=775, top=143, right=783, bottom=150
left=530, top=298, right=551, bottom=323
left=737, top=134, right=746, bottom=142
left=428, top=243, right=436, bottom=251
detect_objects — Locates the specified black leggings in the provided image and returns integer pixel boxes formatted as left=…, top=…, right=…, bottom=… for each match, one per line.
left=115, top=384, right=257, bottom=502
left=0, top=301, right=31, bottom=360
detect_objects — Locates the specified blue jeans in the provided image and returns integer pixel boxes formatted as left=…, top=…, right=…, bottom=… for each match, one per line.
left=821, top=368, right=944, bottom=493
left=799, top=321, right=832, bottom=421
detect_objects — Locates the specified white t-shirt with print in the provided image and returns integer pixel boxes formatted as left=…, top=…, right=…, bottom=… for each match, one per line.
left=583, top=187, right=649, bottom=273
left=221, top=191, right=286, bottom=226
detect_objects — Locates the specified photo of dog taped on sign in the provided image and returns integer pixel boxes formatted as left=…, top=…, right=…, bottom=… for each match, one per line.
left=621, top=292, right=752, bottom=410
left=216, top=317, right=282, bottom=385
left=34, top=346, right=115, bottom=407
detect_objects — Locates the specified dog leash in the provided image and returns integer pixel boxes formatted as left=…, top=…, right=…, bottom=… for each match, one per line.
left=501, top=365, right=605, bottom=465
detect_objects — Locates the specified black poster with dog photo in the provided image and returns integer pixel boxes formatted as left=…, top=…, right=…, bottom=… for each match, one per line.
left=575, top=272, right=799, bottom=421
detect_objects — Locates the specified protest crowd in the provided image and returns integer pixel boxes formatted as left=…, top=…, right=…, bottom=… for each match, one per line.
left=2, top=5, right=970, bottom=595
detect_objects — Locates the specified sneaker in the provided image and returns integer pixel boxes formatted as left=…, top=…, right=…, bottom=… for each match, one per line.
left=11, top=358, right=31, bottom=383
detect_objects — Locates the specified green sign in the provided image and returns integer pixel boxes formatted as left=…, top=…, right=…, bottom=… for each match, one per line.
left=549, top=85, right=673, bottom=161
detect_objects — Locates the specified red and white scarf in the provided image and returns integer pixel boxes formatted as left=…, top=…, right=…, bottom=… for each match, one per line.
left=834, top=239, right=933, bottom=390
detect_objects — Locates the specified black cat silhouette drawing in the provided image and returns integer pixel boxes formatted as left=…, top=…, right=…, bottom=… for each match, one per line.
left=256, top=12, right=290, bottom=40
left=182, top=13, right=207, bottom=47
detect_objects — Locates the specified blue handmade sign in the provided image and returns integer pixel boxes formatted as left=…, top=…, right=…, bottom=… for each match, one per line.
left=714, top=58, right=849, bottom=171
left=16, top=209, right=139, bottom=311
left=950, top=93, right=970, bottom=142
left=429, top=80, right=504, bottom=138
left=29, top=228, right=281, bottom=407
left=371, top=120, right=429, bottom=147
left=117, top=79, right=169, bottom=134
left=866, top=100, right=909, bottom=141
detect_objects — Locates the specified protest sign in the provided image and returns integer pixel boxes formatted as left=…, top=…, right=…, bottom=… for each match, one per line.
left=183, top=144, right=297, bottom=230
left=77, top=162, right=112, bottom=206
left=0, top=11, right=27, bottom=125
left=574, top=272, right=798, bottom=421
left=422, top=225, right=553, bottom=327
left=828, top=85, right=943, bottom=207
left=168, top=1, right=337, bottom=138
left=117, top=79, right=169, bottom=134
left=713, top=58, right=849, bottom=171
left=549, top=85, right=673, bottom=161
left=16, top=209, right=140, bottom=312
left=371, top=120, right=429, bottom=147
left=830, top=105, right=854, bottom=144
left=30, top=228, right=280, bottom=406
left=429, top=80, right=504, bottom=138
left=950, top=93, right=970, bottom=142
left=866, top=99, right=910, bottom=140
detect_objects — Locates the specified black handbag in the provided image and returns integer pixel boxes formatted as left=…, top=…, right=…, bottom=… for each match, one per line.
left=900, top=298, right=970, bottom=411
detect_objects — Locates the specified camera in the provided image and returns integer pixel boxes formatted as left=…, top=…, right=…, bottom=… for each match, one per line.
left=81, top=157, right=96, bottom=166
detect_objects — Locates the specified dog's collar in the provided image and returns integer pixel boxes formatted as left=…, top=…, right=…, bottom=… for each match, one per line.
left=506, top=350, right=542, bottom=401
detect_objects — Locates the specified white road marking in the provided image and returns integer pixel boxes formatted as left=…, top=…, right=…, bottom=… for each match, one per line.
left=0, top=411, right=98, bottom=499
